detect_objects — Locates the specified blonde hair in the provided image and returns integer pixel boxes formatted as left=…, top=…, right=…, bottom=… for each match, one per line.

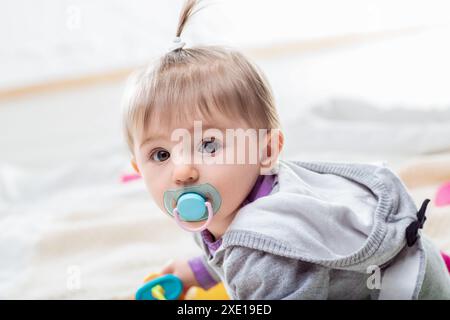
left=122, top=0, right=281, bottom=154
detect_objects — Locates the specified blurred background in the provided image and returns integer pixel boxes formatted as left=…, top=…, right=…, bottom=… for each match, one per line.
left=1, top=0, right=450, bottom=299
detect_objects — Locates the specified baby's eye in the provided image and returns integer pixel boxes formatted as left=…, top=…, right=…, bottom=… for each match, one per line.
left=150, top=148, right=170, bottom=162
left=199, top=137, right=221, bottom=155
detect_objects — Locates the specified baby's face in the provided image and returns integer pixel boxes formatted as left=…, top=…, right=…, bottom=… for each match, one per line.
left=132, top=113, right=265, bottom=233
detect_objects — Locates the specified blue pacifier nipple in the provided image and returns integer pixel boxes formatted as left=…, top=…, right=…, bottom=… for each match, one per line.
left=177, top=193, right=206, bottom=221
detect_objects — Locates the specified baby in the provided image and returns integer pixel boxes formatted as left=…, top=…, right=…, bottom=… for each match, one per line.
left=123, top=0, right=450, bottom=299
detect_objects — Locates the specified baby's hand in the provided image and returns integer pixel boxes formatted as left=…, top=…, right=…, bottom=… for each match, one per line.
left=160, top=258, right=198, bottom=292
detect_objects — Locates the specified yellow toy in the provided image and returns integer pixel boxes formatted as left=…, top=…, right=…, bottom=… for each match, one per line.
left=135, top=272, right=229, bottom=300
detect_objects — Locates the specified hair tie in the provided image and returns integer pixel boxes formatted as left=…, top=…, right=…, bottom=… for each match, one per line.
left=169, top=36, right=186, bottom=52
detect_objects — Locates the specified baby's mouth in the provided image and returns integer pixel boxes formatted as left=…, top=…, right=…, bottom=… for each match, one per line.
left=204, top=193, right=212, bottom=204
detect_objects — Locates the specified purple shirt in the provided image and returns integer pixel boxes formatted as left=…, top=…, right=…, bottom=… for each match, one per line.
left=187, top=174, right=277, bottom=289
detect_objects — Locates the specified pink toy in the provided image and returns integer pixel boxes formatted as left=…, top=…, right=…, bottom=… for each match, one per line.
left=121, top=173, right=141, bottom=183
left=442, top=252, right=450, bottom=273
left=435, top=181, right=450, bottom=207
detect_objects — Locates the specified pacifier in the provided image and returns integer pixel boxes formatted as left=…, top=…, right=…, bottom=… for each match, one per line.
left=163, top=183, right=221, bottom=232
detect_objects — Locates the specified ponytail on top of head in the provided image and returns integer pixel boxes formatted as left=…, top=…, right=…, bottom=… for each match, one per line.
left=176, top=0, right=200, bottom=37
left=169, top=0, right=207, bottom=53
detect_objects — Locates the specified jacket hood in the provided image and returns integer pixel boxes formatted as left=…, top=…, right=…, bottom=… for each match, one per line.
left=223, top=159, right=420, bottom=272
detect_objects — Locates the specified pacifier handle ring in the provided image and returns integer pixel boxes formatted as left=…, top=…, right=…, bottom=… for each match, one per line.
left=173, top=201, right=214, bottom=232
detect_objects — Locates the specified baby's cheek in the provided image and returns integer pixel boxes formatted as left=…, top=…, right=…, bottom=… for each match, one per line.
left=140, top=176, right=163, bottom=207
left=217, top=167, right=255, bottom=207
left=152, top=193, right=168, bottom=216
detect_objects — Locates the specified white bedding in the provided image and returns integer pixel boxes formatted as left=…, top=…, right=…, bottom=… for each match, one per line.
left=0, top=151, right=201, bottom=299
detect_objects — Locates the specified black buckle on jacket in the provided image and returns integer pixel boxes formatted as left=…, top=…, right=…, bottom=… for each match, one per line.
left=405, top=199, right=430, bottom=247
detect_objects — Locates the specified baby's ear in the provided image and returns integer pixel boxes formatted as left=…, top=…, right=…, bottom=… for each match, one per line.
left=131, top=158, right=141, bottom=175
left=260, top=129, right=284, bottom=175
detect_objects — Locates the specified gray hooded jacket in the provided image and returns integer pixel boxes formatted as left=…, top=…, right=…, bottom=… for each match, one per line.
left=194, top=160, right=450, bottom=299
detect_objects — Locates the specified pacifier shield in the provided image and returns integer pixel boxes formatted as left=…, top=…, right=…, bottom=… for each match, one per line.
left=163, top=183, right=221, bottom=221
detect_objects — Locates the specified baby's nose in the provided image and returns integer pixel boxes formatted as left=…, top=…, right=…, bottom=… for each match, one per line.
left=172, top=164, right=199, bottom=185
